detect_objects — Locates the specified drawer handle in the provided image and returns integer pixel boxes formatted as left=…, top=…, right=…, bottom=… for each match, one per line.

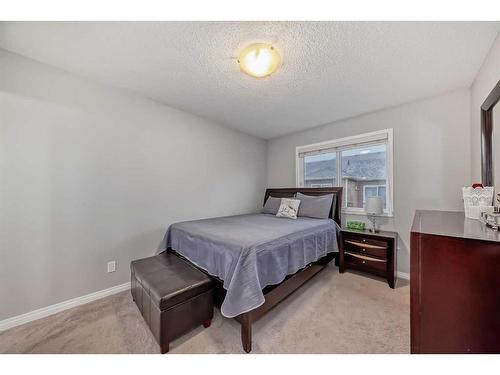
left=345, top=252, right=387, bottom=262
left=345, top=240, right=387, bottom=250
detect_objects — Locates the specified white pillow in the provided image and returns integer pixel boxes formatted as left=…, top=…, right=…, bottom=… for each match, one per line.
left=276, top=198, right=301, bottom=219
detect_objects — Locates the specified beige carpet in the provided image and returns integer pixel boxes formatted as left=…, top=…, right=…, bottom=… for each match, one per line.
left=0, top=265, right=409, bottom=354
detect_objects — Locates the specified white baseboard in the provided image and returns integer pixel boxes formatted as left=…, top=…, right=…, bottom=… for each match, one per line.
left=0, top=269, right=409, bottom=332
left=397, top=271, right=410, bottom=280
left=0, top=282, right=131, bottom=332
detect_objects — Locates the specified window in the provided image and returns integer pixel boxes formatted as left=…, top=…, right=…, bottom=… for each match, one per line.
left=342, top=144, right=387, bottom=210
left=363, top=185, right=387, bottom=208
left=296, top=129, right=393, bottom=215
left=303, top=153, right=337, bottom=187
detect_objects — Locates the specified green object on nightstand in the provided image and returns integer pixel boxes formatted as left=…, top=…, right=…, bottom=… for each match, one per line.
left=346, top=220, right=365, bottom=231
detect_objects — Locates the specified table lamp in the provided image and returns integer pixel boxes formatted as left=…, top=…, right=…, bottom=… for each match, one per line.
left=365, top=196, right=383, bottom=233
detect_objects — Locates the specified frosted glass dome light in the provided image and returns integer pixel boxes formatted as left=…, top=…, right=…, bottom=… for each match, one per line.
left=238, top=43, right=281, bottom=78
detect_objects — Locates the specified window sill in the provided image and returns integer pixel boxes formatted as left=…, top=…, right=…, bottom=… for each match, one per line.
left=342, top=209, right=394, bottom=218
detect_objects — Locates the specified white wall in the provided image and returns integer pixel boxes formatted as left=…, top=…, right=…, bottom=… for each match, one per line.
left=471, top=33, right=500, bottom=182
left=267, top=89, right=471, bottom=274
left=0, top=49, right=267, bottom=321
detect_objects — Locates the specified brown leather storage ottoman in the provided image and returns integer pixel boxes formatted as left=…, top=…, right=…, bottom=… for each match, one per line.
left=130, top=253, right=213, bottom=353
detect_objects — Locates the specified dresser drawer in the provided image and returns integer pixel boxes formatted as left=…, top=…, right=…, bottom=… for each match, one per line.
left=344, top=252, right=387, bottom=273
left=343, top=238, right=388, bottom=259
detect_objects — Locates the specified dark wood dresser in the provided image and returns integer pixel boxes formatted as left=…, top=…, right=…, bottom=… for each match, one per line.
left=339, top=228, right=398, bottom=288
left=411, top=210, right=500, bottom=353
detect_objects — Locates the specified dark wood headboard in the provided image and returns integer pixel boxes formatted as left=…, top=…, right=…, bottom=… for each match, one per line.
left=264, top=187, right=343, bottom=226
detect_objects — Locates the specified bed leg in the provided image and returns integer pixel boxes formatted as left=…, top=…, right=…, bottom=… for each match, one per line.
left=240, top=313, right=252, bottom=353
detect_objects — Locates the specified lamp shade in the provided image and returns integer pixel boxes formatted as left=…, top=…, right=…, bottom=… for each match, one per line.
left=365, top=196, right=383, bottom=215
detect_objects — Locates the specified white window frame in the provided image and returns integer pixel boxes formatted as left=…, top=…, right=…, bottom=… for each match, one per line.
left=295, top=129, right=394, bottom=217
left=310, top=183, right=334, bottom=188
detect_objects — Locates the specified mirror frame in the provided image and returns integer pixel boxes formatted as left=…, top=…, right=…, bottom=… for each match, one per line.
left=481, top=80, right=500, bottom=186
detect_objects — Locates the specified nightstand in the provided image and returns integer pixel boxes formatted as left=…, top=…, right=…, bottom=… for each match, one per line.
left=339, top=228, right=398, bottom=288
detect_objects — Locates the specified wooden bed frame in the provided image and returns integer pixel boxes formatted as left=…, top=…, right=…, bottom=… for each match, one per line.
left=169, top=187, right=342, bottom=353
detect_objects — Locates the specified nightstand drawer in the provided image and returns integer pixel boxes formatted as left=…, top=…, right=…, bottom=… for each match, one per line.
left=344, top=238, right=388, bottom=259
left=344, top=252, right=387, bottom=273
left=339, top=228, right=397, bottom=288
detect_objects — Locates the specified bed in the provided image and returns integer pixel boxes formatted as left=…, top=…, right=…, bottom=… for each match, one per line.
left=158, top=187, right=342, bottom=352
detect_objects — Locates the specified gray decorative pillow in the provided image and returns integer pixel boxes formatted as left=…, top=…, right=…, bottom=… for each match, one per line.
left=261, top=196, right=282, bottom=215
left=276, top=198, right=301, bottom=219
left=296, top=192, right=334, bottom=219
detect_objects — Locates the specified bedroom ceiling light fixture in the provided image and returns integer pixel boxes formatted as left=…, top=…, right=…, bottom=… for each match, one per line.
left=238, top=43, right=281, bottom=78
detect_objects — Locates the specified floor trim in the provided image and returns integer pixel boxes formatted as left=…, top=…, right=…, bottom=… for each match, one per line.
left=0, top=282, right=131, bottom=332
left=0, top=270, right=409, bottom=332
left=397, top=271, right=410, bottom=280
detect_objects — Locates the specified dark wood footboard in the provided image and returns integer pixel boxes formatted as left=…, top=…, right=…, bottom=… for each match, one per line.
left=233, top=252, right=336, bottom=352
left=169, top=248, right=337, bottom=353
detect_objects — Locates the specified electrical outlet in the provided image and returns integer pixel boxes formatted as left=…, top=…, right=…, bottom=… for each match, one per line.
left=107, top=261, right=116, bottom=273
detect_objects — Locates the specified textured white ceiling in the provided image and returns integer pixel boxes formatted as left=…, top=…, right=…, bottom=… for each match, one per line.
left=0, top=22, right=499, bottom=139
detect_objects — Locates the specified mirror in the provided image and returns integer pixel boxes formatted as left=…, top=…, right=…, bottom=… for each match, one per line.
left=495, top=104, right=500, bottom=192
left=480, top=80, right=500, bottom=191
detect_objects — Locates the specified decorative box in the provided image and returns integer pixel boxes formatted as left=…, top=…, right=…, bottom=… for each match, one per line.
left=346, top=220, right=365, bottom=231
left=462, top=186, right=494, bottom=219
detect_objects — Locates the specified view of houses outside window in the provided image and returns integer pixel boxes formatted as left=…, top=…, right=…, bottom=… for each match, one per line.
left=298, top=129, right=392, bottom=215
left=304, top=153, right=337, bottom=187
left=341, top=144, right=386, bottom=209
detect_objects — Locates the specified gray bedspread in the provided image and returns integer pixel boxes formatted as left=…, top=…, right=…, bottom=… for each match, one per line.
left=158, top=213, right=339, bottom=318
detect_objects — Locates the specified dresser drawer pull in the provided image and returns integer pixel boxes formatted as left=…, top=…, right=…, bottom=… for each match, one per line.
left=345, top=240, right=387, bottom=250
left=345, top=252, right=387, bottom=262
